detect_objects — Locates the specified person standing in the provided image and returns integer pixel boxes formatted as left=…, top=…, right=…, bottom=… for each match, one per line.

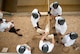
left=62, top=32, right=78, bottom=47
left=31, top=8, right=41, bottom=29
left=16, top=44, right=31, bottom=54
left=55, top=16, right=67, bottom=35
left=39, top=33, right=55, bottom=53
left=48, top=2, right=62, bottom=19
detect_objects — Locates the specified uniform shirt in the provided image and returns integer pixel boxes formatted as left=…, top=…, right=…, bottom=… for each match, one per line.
left=50, top=3, right=62, bottom=16
left=31, top=9, right=40, bottom=27
left=62, top=34, right=76, bottom=47
left=39, top=40, right=54, bottom=53
left=0, top=19, right=14, bottom=32
left=0, top=22, right=8, bottom=32
left=16, top=45, right=31, bottom=54
left=55, top=17, right=67, bottom=35
left=0, top=12, right=3, bottom=18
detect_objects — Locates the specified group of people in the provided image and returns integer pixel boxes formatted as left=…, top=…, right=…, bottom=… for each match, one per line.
left=0, top=1, right=78, bottom=54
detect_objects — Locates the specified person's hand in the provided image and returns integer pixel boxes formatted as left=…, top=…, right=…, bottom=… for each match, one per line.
left=37, top=28, right=45, bottom=34
left=52, top=35, right=54, bottom=39
left=45, top=32, right=49, bottom=37
left=48, top=11, right=51, bottom=15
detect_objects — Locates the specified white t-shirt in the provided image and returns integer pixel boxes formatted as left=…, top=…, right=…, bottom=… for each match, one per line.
left=16, top=45, right=31, bottom=54
left=62, top=34, right=76, bottom=47
left=50, top=3, right=62, bottom=16
left=39, top=40, right=54, bottom=53
left=0, top=12, right=3, bottom=18
left=55, top=17, right=67, bottom=35
left=0, top=19, right=14, bottom=32
left=31, top=9, right=40, bottom=27
left=31, top=15, right=40, bottom=27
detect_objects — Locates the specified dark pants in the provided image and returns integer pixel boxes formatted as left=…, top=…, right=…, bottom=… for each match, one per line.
left=9, top=27, right=22, bottom=36
left=9, top=27, right=17, bottom=34
left=37, top=22, right=40, bottom=28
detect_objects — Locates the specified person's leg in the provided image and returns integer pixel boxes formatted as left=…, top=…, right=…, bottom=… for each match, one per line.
left=16, top=29, right=20, bottom=31
left=9, top=27, right=22, bottom=36
left=37, top=22, right=40, bottom=28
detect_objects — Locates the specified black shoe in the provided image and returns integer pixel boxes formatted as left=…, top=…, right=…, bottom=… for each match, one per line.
left=18, top=34, right=23, bottom=36
left=16, top=29, right=20, bottom=31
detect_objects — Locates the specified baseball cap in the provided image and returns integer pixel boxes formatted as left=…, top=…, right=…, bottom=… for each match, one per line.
left=32, top=13, right=38, bottom=19
left=53, top=2, right=59, bottom=9
left=42, top=44, right=49, bottom=53
left=19, top=46, right=26, bottom=53
left=58, top=18, right=65, bottom=25
left=70, top=32, right=78, bottom=40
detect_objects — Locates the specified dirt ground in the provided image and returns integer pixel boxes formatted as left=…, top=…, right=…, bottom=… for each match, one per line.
left=0, top=14, right=80, bottom=54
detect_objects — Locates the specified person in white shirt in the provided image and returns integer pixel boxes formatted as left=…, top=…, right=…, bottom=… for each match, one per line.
left=31, top=8, right=41, bottom=29
left=62, top=32, right=78, bottom=47
left=16, top=44, right=31, bottom=54
left=0, top=18, right=22, bottom=36
left=48, top=2, right=62, bottom=19
left=39, top=33, right=55, bottom=53
left=55, top=16, right=67, bottom=35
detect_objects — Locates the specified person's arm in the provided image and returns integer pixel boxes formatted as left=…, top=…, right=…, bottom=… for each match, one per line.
left=38, top=11, right=41, bottom=17
left=41, top=33, right=48, bottom=41
left=51, top=36, right=55, bottom=44
left=41, top=35, right=46, bottom=41
left=48, top=7, right=51, bottom=15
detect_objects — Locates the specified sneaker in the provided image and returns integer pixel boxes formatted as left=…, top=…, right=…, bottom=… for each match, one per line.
left=16, top=29, right=20, bottom=31
left=18, top=34, right=23, bottom=36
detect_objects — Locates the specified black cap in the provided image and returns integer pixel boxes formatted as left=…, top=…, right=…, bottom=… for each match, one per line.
left=19, top=46, right=26, bottom=53
left=32, top=13, right=38, bottom=19
left=58, top=18, right=65, bottom=25
left=42, top=44, right=49, bottom=53
left=70, top=32, right=78, bottom=40
left=53, top=2, right=59, bottom=9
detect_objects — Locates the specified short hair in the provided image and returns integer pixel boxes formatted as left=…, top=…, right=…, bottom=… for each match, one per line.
left=58, top=18, right=65, bottom=25
left=19, top=46, right=26, bottom=53
left=32, top=13, right=38, bottom=19
left=42, top=44, right=49, bottom=53
left=53, top=2, right=59, bottom=9
left=69, top=32, right=78, bottom=40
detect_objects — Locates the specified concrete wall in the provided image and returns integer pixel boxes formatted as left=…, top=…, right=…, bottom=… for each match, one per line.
left=2, top=0, right=17, bottom=12
left=1, top=0, right=80, bottom=12
left=17, top=0, right=80, bottom=12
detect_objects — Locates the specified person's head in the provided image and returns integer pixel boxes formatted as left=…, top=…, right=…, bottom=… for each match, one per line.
left=32, top=13, right=38, bottom=19
left=32, top=9, right=39, bottom=19
left=53, top=2, right=59, bottom=9
left=0, top=18, right=3, bottom=23
left=69, top=32, right=78, bottom=40
left=58, top=18, right=65, bottom=25
left=42, top=44, right=49, bottom=53
left=18, top=46, right=26, bottom=54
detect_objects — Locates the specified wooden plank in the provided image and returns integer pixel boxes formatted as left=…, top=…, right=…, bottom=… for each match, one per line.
left=1, top=48, right=8, bottom=52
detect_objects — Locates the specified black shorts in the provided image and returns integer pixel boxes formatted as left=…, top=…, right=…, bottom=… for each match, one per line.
left=9, top=27, right=16, bottom=33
